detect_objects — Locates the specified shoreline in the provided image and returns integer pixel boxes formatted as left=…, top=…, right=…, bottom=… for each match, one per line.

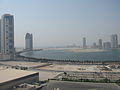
left=17, top=48, right=120, bottom=63
left=63, top=48, right=106, bottom=53
left=43, top=48, right=107, bottom=53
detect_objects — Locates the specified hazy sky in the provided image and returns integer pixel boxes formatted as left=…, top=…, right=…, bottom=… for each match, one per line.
left=0, top=0, right=120, bottom=47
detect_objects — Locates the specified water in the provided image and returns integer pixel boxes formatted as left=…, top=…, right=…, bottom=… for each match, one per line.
left=20, top=49, right=120, bottom=61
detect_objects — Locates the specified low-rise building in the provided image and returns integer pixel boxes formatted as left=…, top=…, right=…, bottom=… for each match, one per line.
left=0, top=69, right=39, bottom=90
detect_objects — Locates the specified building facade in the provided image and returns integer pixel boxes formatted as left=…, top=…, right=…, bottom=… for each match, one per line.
left=0, top=14, right=14, bottom=59
left=25, top=33, right=33, bottom=50
left=98, top=39, right=102, bottom=49
left=111, top=34, right=118, bottom=48
left=83, top=37, right=87, bottom=49
left=92, top=42, right=97, bottom=49
left=103, top=42, right=111, bottom=49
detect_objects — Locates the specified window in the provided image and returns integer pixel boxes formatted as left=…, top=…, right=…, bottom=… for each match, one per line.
left=9, top=45, right=13, bottom=49
left=9, top=33, right=13, bottom=37
left=9, top=40, right=13, bottom=43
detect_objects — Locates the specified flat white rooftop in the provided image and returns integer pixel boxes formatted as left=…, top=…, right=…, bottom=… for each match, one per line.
left=0, top=68, right=38, bottom=83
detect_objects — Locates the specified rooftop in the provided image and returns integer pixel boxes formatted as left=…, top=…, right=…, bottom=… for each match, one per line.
left=0, top=68, right=38, bottom=84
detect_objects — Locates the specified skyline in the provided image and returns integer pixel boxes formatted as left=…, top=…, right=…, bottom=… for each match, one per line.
left=0, top=0, right=120, bottom=47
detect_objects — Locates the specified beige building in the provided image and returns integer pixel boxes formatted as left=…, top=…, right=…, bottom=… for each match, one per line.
left=0, top=69, right=39, bottom=90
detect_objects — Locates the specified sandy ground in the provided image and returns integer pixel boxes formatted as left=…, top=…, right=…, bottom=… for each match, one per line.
left=0, top=61, right=62, bottom=81
left=64, top=48, right=106, bottom=52
left=0, top=65, right=61, bottom=81
left=43, top=48, right=106, bottom=52
left=1, top=61, right=101, bottom=72
left=1, top=61, right=120, bottom=81
left=0, top=61, right=101, bottom=81
left=37, top=64, right=100, bottom=72
left=0, top=61, right=46, bottom=67
left=37, top=71, right=61, bottom=81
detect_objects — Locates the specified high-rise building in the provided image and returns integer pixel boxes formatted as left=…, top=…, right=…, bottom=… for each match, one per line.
left=111, top=34, right=118, bottom=48
left=1, top=14, right=14, bottom=58
left=92, top=42, right=97, bottom=49
left=25, top=33, right=33, bottom=50
left=83, top=37, right=87, bottom=49
left=119, top=45, right=120, bottom=48
left=103, top=42, right=111, bottom=49
left=98, top=39, right=102, bottom=49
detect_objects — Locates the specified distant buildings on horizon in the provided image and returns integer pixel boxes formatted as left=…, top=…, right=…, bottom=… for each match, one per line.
left=83, top=34, right=119, bottom=49
left=98, top=39, right=102, bottom=49
left=83, top=37, right=87, bottom=49
left=65, top=34, right=119, bottom=49
left=25, top=33, right=33, bottom=51
left=111, top=34, right=119, bottom=48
